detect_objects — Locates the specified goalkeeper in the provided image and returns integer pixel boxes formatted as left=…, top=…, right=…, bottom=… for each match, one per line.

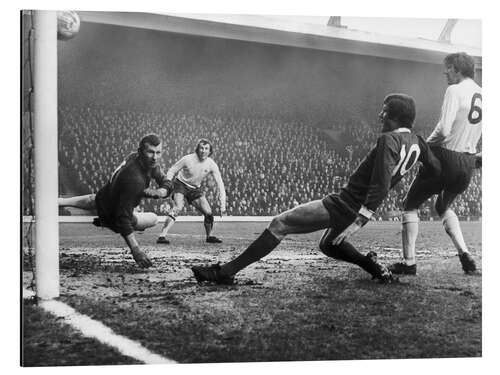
left=58, top=134, right=172, bottom=268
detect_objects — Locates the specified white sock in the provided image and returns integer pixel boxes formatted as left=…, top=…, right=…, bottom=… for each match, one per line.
left=401, top=211, right=419, bottom=266
left=160, top=215, right=176, bottom=237
left=441, top=209, right=468, bottom=255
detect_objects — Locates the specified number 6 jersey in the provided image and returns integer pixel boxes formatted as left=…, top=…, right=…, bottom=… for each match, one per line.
left=427, top=78, right=482, bottom=153
left=339, top=128, right=441, bottom=213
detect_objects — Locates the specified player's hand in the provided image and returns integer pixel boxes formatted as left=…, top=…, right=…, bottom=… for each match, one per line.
left=474, top=152, right=482, bottom=169
left=156, top=188, right=168, bottom=198
left=220, top=206, right=226, bottom=218
left=143, top=188, right=168, bottom=199
left=131, top=248, right=153, bottom=268
left=143, top=188, right=160, bottom=199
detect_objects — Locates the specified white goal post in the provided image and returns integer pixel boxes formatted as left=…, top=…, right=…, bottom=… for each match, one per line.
left=33, top=10, right=59, bottom=300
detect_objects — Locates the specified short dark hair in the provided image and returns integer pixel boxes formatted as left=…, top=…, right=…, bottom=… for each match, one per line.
left=444, top=52, right=475, bottom=79
left=383, top=93, right=416, bottom=129
left=195, top=138, right=213, bottom=156
left=138, top=133, right=161, bottom=151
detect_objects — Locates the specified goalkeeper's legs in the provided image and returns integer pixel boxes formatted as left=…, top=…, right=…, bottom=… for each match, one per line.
left=134, top=212, right=158, bottom=231
left=58, top=194, right=96, bottom=210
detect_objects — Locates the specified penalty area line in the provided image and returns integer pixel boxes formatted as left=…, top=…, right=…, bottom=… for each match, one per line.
left=23, top=289, right=176, bottom=364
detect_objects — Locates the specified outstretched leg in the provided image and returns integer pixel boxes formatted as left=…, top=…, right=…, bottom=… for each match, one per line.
left=58, top=194, right=96, bottom=210
left=222, top=200, right=331, bottom=275
left=192, top=200, right=331, bottom=283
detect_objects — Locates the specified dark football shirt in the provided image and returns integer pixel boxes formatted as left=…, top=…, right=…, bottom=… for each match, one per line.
left=95, top=152, right=169, bottom=236
left=340, top=129, right=441, bottom=213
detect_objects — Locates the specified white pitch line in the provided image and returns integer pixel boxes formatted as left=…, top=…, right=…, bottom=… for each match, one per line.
left=23, top=289, right=176, bottom=364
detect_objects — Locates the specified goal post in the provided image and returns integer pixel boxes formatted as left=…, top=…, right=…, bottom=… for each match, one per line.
left=33, top=10, right=59, bottom=300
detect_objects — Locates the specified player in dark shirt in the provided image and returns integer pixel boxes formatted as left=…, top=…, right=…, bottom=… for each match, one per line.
left=59, top=134, right=173, bottom=268
left=192, top=94, right=441, bottom=284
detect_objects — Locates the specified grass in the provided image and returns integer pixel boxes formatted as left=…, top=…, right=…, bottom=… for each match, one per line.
left=22, top=221, right=482, bottom=365
left=22, top=299, right=140, bottom=366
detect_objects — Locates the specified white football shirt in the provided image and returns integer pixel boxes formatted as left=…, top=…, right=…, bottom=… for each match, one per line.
left=427, top=78, right=482, bottom=153
left=166, top=153, right=226, bottom=207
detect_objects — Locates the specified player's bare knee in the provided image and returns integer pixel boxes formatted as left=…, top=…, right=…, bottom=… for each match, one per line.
left=268, top=215, right=288, bottom=238
left=149, top=213, right=159, bottom=227
left=135, top=212, right=158, bottom=231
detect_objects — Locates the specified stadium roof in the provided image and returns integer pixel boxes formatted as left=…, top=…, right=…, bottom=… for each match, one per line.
left=78, top=12, right=481, bottom=65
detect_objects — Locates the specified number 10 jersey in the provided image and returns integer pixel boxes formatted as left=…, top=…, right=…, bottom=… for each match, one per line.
left=339, top=128, right=441, bottom=213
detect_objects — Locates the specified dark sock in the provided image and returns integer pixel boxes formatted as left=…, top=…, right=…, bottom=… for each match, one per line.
left=222, top=229, right=281, bottom=276
left=325, top=241, right=379, bottom=276
left=204, top=223, right=213, bottom=238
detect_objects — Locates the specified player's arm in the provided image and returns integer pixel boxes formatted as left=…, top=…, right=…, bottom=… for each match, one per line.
left=427, top=86, right=460, bottom=145
left=144, top=166, right=173, bottom=199
left=122, top=232, right=152, bottom=268
left=114, top=178, right=152, bottom=268
left=211, top=162, right=227, bottom=215
left=143, top=157, right=186, bottom=199
left=113, top=193, right=137, bottom=237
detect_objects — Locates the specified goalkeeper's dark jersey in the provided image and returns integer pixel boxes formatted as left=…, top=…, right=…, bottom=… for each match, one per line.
left=95, top=152, right=169, bottom=236
left=339, top=129, right=441, bottom=213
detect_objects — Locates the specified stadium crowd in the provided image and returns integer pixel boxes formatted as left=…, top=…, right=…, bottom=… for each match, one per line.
left=51, top=104, right=481, bottom=220
left=22, top=22, right=482, bottom=220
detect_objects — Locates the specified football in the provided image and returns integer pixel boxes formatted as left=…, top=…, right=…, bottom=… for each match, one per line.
left=57, top=10, right=80, bottom=41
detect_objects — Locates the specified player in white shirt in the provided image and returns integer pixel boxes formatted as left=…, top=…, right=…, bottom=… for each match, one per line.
left=389, top=52, right=482, bottom=275
left=157, top=139, right=227, bottom=244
